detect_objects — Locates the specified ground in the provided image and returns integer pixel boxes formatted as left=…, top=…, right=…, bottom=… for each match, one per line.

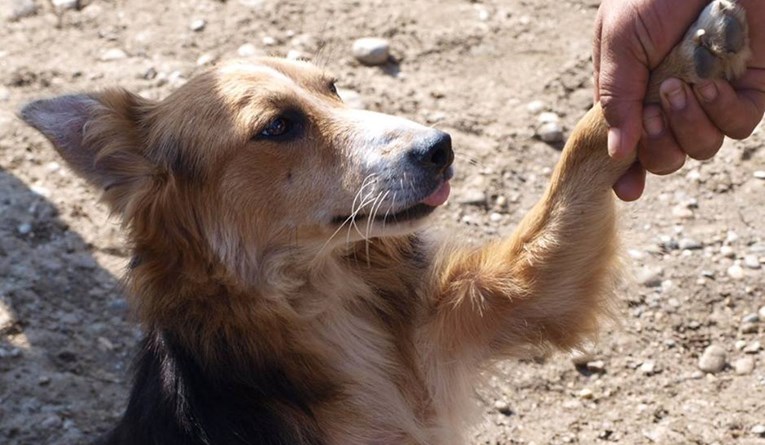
left=0, top=0, right=764, bottom=444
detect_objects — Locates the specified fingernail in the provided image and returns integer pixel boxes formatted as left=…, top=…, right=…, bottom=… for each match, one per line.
left=643, top=110, right=664, bottom=137
left=697, top=81, right=718, bottom=102
left=608, top=127, right=622, bottom=158
left=664, top=84, right=687, bottom=110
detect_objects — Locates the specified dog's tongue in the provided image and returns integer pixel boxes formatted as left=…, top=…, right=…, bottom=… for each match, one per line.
left=421, top=181, right=451, bottom=207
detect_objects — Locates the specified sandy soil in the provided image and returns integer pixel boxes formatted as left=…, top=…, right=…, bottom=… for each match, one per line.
left=1, top=0, right=764, bottom=444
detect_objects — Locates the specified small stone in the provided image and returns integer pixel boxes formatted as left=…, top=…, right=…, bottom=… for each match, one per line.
left=458, top=190, right=487, bottom=206
left=352, top=37, right=390, bottom=66
left=489, top=212, right=503, bottom=223
left=741, top=323, right=759, bottom=334
left=237, top=43, right=259, bottom=57
left=759, top=306, right=765, bottom=320
left=744, top=255, right=761, bottom=269
left=754, top=171, right=765, bottom=180
left=699, top=344, right=727, bottom=373
left=0, top=86, right=9, bottom=102
left=537, top=112, right=560, bottom=124
left=41, top=414, right=63, bottom=429
left=51, top=0, right=78, bottom=10
left=744, top=341, right=761, bottom=354
left=494, top=400, right=512, bottom=415
left=639, top=360, right=657, bottom=375
left=571, top=350, right=595, bottom=366
left=672, top=205, right=694, bottom=219
left=537, top=122, right=564, bottom=143
left=196, top=53, right=216, bottom=66
left=743, top=313, right=760, bottom=324
left=586, top=360, right=606, bottom=373
left=336, top=88, right=365, bottom=110
left=262, top=36, right=278, bottom=46
left=727, top=264, right=745, bottom=280
left=720, top=245, right=736, bottom=258
left=734, top=356, right=755, bottom=375
left=38, top=376, right=51, bottom=386
left=752, top=425, right=765, bottom=437
left=678, top=238, right=703, bottom=250
left=526, top=100, right=546, bottom=114
left=237, top=0, right=263, bottom=7
left=736, top=340, right=748, bottom=350
left=8, top=0, right=38, bottom=21
left=636, top=266, right=663, bottom=288
left=189, top=19, right=206, bottom=32
left=101, top=48, right=128, bottom=61
left=17, top=223, right=32, bottom=235
left=577, top=388, right=594, bottom=399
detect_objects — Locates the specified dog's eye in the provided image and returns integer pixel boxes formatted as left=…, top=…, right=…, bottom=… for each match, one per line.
left=328, top=82, right=338, bottom=96
left=260, top=117, right=291, bottom=138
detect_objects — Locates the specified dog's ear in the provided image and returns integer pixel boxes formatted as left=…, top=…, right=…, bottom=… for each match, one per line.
left=20, top=89, right=158, bottom=213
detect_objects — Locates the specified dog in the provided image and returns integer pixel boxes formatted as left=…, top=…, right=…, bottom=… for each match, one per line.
left=19, top=1, right=749, bottom=443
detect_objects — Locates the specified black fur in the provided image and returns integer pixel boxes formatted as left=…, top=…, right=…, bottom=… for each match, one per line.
left=95, top=331, right=329, bottom=445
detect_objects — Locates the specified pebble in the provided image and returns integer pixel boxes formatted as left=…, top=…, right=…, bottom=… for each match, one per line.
left=759, top=306, right=765, bottom=320
left=678, top=238, right=703, bottom=250
left=51, top=0, right=78, bottom=10
left=752, top=425, right=765, bottom=437
left=741, top=323, right=759, bottom=334
left=698, top=344, right=727, bottom=373
left=743, top=313, right=760, bottom=324
left=734, top=356, right=755, bottom=375
left=196, top=53, right=216, bottom=66
left=743, top=254, right=761, bottom=269
left=262, top=36, right=278, bottom=46
left=727, top=264, right=745, bottom=280
left=41, top=414, right=63, bottom=429
left=0, top=86, right=9, bottom=102
left=17, top=223, right=32, bottom=235
left=352, top=38, right=390, bottom=65
left=744, top=341, right=761, bottom=354
left=494, top=400, right=512, bottom=415
left=577, top=388, right=594, bottom=399
left=537, top=122, right=564, bottom=143
left=188, top=19, right=206, bottom=32
left=671, top=205, right=694, bottom=219
left=636, top=266, right=663, bottom=288
left=537, top=112, right=559, bottom=124
left=720, top=245, right=736, bottom=258
left=237, top=43, right=259, bottom=57
left=100, top=48, right=128, bottom=61
left=754, top=171, right=765, bottom=180
left=458, top=189, right=487, bottom=206
left=489, top=212, right=503, bottom=223
left=639, top=360, right=657, bottom=375
left=526, top=100, right=546, bottom=114
left=336, top=88, right=365, bottom=110
left=8, top=0, right=38, bottom=21
left=586, top=360, right=606, bottom=373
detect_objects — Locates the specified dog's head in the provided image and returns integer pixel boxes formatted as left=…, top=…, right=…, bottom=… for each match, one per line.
left=20, top=58, right=453, bottom=278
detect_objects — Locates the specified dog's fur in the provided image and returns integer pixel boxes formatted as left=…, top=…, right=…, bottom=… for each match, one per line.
left=20, top=1, right=750, bottom=444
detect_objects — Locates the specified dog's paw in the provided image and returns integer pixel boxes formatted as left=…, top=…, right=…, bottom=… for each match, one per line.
left=687, top=0, right=751, bottom=81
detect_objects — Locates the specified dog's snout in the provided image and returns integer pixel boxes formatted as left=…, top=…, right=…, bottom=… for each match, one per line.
left=411, top=131, right=454, bottom=174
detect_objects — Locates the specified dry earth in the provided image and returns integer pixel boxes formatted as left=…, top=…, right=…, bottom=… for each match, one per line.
left=0, top=0, right=764, bottom=444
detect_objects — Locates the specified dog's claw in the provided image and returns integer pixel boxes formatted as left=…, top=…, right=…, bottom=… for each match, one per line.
left=693, top=45, right=718, bottom=79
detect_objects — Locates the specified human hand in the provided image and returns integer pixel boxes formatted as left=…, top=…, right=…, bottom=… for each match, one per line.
left=594, top=0, right=765, bottom=201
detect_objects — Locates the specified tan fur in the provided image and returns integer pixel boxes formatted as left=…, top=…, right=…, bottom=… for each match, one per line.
left=20, top=2, right=751, bottom=443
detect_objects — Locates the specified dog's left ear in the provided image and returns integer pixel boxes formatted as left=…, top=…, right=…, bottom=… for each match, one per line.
left=20, top=90, right=158, bottom=213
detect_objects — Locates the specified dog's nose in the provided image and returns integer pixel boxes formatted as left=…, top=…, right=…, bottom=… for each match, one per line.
left=410, top=131, right=454, bottom=174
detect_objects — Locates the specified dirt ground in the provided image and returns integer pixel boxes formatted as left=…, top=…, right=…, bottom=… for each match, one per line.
left=1, top=0, right=764, bottom=444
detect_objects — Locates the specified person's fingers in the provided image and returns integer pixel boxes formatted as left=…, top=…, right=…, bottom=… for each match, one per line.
left=613, top=162, right=647, bottom=202
left=695, top=76, right=765, bottom=140
left=637, top=104, right=687, bottom=174
left=658, top=78, right=724, bottom=161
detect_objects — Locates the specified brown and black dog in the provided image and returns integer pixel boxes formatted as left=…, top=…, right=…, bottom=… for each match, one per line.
left=20, top=1, right=750, bottom=444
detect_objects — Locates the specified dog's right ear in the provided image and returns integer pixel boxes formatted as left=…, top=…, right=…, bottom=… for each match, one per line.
left=20, top=90, right=157, bottom=213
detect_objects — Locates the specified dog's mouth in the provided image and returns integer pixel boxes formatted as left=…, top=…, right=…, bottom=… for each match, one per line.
left=331, top=175, right=452, bottom=226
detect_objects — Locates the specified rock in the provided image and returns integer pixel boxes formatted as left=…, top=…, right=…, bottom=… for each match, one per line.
left=196, top=53, right=216, bottom=66
left=639, top=360, right=657, bottom=376
left=734, top=356, right=755, bottom=375
left=51, top=0, right=78, bottom=10
left=336, top=88, right=365, bottom=110
left=8, top=0, right=38, bottom=21
left=678, top=238, right=703, bottom=250
left=41, top=414, right=63, bottom=429
left=526, top=100, right=546, bottom=114
left=262, top=36, right=278, bottom=46
left=237, top=43, right=259, bottom=57
left=237, top=0, right=263, bottom=7
left=744, top=254, right=761, bottom=269
left=577, top=388, right=594, bottom=399
left=636, top=266, right=663, bottom=288
left=742, top=313, right=760, bottom=324
left=759, top=306, right=765, bottom=320
left=189, top=18, right=206, bottom=32
left=537, top=122, right=564, bottom=143
left=586, top=360, right=606, bottom=373
left=741, top=323, right=759, bottom=334
left=671, top=205, right=694, bottom=219
left=352, top=38, right=390, bottom=65
left=489, top=212, right=503, bottom=223
left=699, top=344, right=726, bottom=373
left=754, top=170, right=765, bottom=180
left=752, top=424, right=765, bottom=437
left=720, top=245, right=736, bottom=258
left=100, top=48, right=128, bottom=61
left=727, top=264, right=745, bottom=280
left=457, top=189, right=486, bottom=206
left=493, top=400, right=512, bottom=415
left=0, top=86, right=9, bottom=102
left=17, top=223, right=32, bottom=235
left=744, top=341, right=761, bottom=354
left=537, top=112, right=559, bottom=124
